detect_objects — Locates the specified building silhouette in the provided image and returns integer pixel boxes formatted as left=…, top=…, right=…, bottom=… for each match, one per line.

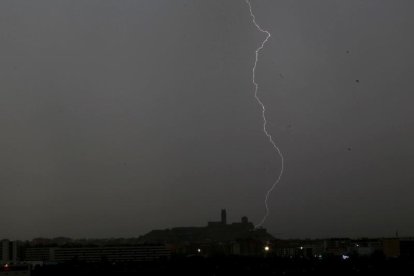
left=24, top=245, right=170, bottom=263
left=221, top=209, right=227, bottom=225
left=139, top=209, right=273, bottom=245
left=0, top=240, right=22, bottom=265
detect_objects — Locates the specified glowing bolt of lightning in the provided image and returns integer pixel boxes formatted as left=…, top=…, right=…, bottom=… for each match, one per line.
left=245, top=0, right=285, bottom=228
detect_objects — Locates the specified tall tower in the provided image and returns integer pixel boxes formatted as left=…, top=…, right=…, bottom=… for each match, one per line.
left=1, top=240, right=10, bottom=264
left=221, top=209, right=227, bottom=225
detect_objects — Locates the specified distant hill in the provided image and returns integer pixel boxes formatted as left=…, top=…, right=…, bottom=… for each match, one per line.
left=138, top=210, right=274, bottom=244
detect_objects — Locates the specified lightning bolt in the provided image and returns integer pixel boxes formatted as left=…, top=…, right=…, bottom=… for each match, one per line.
left=245, top=0, right=285, bottom=228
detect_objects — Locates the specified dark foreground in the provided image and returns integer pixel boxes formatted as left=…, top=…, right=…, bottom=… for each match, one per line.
left=28, top=256, right=414, bottom=275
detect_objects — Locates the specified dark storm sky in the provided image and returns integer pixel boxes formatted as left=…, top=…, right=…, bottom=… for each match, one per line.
left=1, top=0, right=413, bottom=240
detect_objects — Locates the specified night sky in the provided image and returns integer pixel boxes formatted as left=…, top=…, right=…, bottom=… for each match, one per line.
left=1, top=0, right=413, bottom=240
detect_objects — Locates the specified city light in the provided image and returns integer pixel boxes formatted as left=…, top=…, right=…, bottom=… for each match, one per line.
left=316, top=254, right=323, bottom=260
left=197, top=248, right=201, bottom=253
left=264, top=246, right=270, bottom=252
